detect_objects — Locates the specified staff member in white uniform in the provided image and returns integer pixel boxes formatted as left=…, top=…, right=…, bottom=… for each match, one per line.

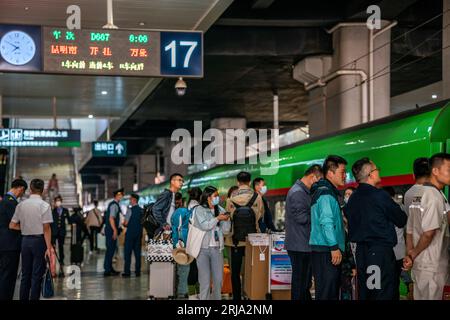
left=404, top=153, right=450, bottom=300
left=9, top=179, right=53, bottom=301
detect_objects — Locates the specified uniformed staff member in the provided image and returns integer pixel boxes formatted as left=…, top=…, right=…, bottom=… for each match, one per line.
left=0, top=179, right=28, bottom=300
left=51, top=195, right=70, bottom=266
left=345, top=158, right=407, bottom=300
left=104, top=188, right=124, bottom=276
left=404, top=153, right=450, bottom=300
left=9, top=179, right=54, bottom=301
left=122, top=193, right=144, bottom=277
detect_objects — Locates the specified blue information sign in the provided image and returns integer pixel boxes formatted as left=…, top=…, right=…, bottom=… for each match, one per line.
left=160, top=31, right=203, bottom=77
left=92, top=141, right=127, bottom=157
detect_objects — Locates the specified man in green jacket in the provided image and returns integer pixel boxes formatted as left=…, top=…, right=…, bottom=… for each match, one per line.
left=309, top=155, right=347, bottom=300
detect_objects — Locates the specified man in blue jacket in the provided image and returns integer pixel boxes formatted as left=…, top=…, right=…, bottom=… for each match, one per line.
left=345, top=157, right=407, bottom=300
left=309, top=155, right=347, bottom=300
left=285, top=164, right=323, bottom=300
left=152, top=173, right=184, bottom=232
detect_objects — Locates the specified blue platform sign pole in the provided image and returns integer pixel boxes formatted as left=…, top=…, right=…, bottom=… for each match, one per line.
left=92, top=141, right=127, bottom=157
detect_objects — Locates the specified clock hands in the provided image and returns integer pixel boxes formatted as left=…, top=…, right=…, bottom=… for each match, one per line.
left=4, top=40, right=19, bottom=50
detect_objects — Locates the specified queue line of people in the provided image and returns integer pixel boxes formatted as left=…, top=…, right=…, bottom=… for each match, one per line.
left=285, top=153, right=450, bottom=300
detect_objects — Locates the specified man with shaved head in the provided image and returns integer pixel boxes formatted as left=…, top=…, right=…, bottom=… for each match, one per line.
left=344, top=157, right=407, bottom=300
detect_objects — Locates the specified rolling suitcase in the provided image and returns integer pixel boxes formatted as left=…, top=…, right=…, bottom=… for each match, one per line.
left=148, top=261, right=175, bottom=299
left=147, top=233, right=175, bottom=299
left=70, top=224, right=83, bottom=265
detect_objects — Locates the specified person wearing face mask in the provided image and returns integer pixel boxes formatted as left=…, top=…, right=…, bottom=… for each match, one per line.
left=225, top=171, right=264, bottom=300
left=194, top=186, right=231, bottom=300
left=0, top=179, right=28, bottom=300
left=51, top=196, right=70, bottom=267
left=253, top=178, right=277, bottom=233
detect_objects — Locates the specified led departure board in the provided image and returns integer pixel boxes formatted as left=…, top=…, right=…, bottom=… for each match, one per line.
left=43, top=27, right=203, bottom=77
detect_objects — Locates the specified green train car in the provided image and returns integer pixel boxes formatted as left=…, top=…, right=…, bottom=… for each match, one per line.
left=136, top=100, right=450, bottom=229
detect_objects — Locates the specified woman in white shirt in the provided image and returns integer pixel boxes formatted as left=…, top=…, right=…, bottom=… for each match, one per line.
left=193, top=186, right=231, bottom=300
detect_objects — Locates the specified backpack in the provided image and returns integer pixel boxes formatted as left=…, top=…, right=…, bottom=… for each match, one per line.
left=141, top=203, right=160, bottom=238
left=232, top=192, right=258, bottom=245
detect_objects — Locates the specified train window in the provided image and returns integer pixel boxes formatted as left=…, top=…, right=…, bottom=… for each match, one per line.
left=274, top=201, right=286, bottom=231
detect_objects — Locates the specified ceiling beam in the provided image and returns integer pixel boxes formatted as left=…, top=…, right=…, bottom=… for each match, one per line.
left=252, top=0, right=275, bottom=10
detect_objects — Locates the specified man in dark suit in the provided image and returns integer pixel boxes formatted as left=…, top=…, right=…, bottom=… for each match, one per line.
left=51, top=195, right=70, bottom=266
left=0, top=179, right=28, bottom=300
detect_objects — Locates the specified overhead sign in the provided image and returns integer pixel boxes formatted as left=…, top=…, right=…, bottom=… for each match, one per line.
left=92, top=141, right=127, bottom=157
left=42, top=26, right=202, bottom=77
left=0, top=24, right=42, bottom=72
left=0, top=129, right=81, bottom=147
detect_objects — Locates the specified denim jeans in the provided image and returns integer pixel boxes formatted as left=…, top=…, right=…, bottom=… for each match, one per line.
left=177, top=264, right=190, bottom=296
left=196, top=247, right=223, bottom=300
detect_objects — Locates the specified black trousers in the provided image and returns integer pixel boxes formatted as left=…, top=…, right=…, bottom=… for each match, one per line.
left=311, top=251, right=342, bottom=300
left=355, top=243, right=396, bottom=300
left=20, top=236, right=46, bottom=301
left=288, top=250, right=312, bottom=300
left=0, top=250, right=20, bottom=300
left=53, top=234, right=65, bottom=265
left=230, top=246, right=245, bottom=301
left=88, top=227, right=100, bottom=251
left=393, top=259, right=403, bottom=300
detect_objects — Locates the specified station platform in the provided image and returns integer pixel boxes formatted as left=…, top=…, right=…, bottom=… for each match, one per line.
left=14, top=243, right=150, bottom=300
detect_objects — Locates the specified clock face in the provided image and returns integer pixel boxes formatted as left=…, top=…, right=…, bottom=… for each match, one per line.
left=0, top=30, right=36, bottom=66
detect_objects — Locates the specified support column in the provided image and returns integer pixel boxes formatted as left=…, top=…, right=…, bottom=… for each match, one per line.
left=443, top=0, right=450, bottom=99
left=295, top=22, right=392, bottom=136
left=210, top=117, right=247, bottom=165
left=118, top=166, right=134, bottom=194
left=136, top=154, right=156, bottom=189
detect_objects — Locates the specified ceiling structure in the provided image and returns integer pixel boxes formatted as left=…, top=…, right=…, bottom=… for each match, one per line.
left=0, top=0, right=232, bottom=118
left=0, top=0, right=444, bottom=184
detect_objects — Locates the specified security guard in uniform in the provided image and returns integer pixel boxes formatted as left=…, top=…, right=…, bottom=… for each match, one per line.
left=51, top=195, right=70, bottom=266
left=122, top=193, right=144, bottom=277
left=0, top=179, right=28, bottom=300
left=104, top=188, right=124, bottom=276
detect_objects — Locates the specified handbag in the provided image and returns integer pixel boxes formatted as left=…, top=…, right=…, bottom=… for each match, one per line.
left=147, top=231, right=173, bottom=262
left=185, top=206, right=206, bottom=259
left=41, top=257, right=54, bottom=299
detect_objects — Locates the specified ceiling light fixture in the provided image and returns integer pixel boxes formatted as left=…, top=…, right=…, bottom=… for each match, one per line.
left=139, top=22, right=145, bottom=26
left=88, top=114, right=94, bottom=119
left=101, top=90, right=108, bottom=95
left=431, top=94, right=437, bottom=99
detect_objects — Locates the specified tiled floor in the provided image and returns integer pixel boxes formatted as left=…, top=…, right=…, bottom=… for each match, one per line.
left=15, top=243, right=151, bottom=300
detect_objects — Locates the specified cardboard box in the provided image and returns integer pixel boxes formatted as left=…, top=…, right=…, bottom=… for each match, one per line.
left=244, top=241, right=269, bottom=300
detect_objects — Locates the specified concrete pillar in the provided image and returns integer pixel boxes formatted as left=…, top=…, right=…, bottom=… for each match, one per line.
left=210, top=117, right=247, bottom=165
left=105, top=174, right=118, bottom=199
left=166, top=139, right=188, bottom=177
left=300, top=22, right=391, bottom=135
left=136, top=154, right=156, bottom=189
left=118, top=166, right=135, bottom=194
left=443, top=0, right=450, bottom=99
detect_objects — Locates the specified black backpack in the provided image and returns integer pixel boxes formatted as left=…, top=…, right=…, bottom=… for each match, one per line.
left=141, top=203, right=160, bottom=238
left=232, top=192, right=258, bottom=245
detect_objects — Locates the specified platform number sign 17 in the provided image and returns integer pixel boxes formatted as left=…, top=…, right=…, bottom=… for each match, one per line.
left=160, top=31, right=202, bottom=77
